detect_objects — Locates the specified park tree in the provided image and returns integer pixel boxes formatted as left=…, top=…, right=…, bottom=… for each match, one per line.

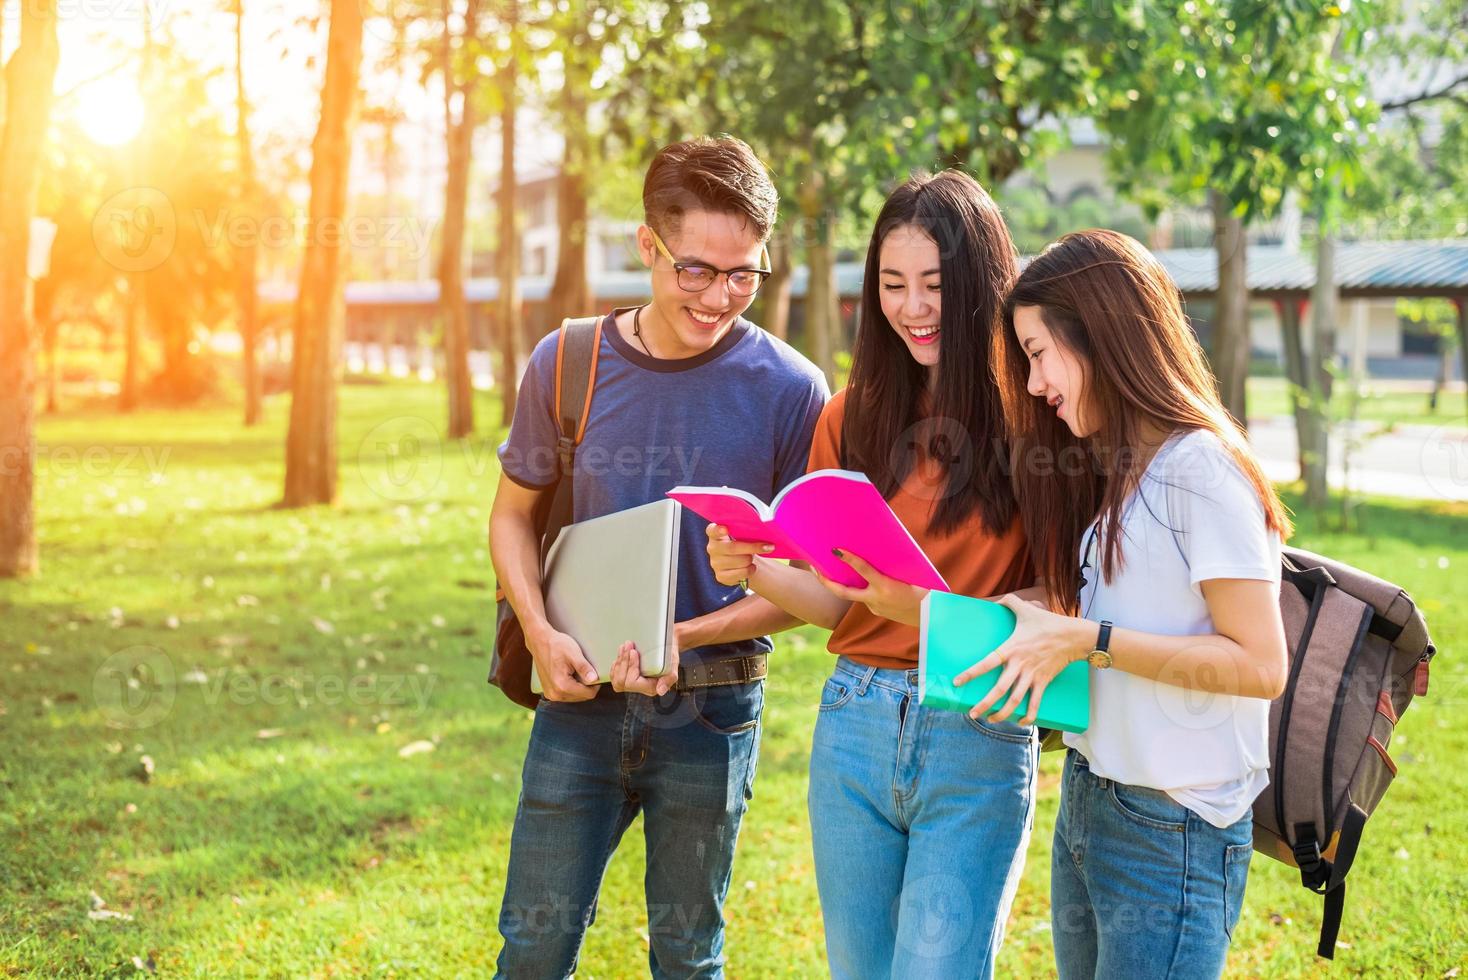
left=673, top=1, right=1114, bottom=380
left=536, top=0, right=693, bottom=335
left=492, top=0, right=525, bottom=423
left=1358, top=0, right=1468, bottom=415
left=1283, top=0, right=1468, bottom=507
left=0, top=0, right=60, bottom=578
left=632, top=0, right=875, bottom=381
left=282, top=0, right=364, bottom=507
left=33, top=122, right=122, bottom=415
left=74, top=29, right=245, bottom=407
left=437, top=0, right=485, bottom=440
left=235, top=0, right=263, bottom=426
left=119, top=6, right=159, bottom=412
left=135, top=39, right=238, bottom=404
left=540, top=1, right=604, bottom=331
left=1092, top=0, right=1376, bottom=429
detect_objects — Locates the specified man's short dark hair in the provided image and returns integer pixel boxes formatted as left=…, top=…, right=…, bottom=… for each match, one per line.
left=643, top=136, right=778, bottom=243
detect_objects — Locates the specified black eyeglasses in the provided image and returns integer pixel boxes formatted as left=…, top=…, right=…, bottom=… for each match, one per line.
left=648, top=228, right=771, bottom=297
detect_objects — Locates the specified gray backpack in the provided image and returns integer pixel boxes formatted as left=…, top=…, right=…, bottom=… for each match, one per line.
left=1252, top=545, right=1437, bottom=959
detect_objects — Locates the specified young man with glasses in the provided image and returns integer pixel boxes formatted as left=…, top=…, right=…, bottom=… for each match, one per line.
left=490, top=136, right=829, bottom=978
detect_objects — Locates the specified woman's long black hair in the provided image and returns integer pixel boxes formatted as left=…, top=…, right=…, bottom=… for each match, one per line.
left=840, top=170, right=1020, bottom=536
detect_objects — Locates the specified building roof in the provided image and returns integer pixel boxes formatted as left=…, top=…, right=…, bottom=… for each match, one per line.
left=258, top=239, right=1468, bottom=308
left=1153, top=240, right=1468, bottom=298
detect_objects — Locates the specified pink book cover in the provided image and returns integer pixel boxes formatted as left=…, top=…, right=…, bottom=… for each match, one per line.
left=667, top=469, right=949, bottom=591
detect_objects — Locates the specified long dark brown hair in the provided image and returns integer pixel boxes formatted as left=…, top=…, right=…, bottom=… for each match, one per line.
left=841, top=170, right=1019, bottom=536
left=997, top=229, right=1292, bottom=613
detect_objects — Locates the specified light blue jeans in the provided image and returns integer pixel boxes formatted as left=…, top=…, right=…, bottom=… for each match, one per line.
left=1052, top=750, right=1254, bottom=979
left=807, top=657, right=1039, bottom=980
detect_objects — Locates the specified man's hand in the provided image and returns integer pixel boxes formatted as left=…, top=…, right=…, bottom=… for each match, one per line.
left=527, top=624, right=601, bottom=702
left=610, top=623, right=685, bottom=697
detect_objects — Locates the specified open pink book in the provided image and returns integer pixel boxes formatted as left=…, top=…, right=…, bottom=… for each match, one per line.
left=667, top=469, right=949, bottom=592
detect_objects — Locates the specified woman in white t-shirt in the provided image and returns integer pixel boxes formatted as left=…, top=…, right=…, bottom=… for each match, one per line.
left=964, top=229, right=1291, bottom=978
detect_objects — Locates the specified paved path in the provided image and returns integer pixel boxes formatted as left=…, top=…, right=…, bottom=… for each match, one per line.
left=1248, top=416, right=1468, bottom=502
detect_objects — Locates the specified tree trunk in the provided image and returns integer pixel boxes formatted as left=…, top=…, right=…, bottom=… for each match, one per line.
left=547, top=53, right=592, bottom=330
left=1429, top=333, right=1449, bottom=413
left=158, top=307, right=191, bottom=401
left=1302, top=233, right=1339, bottom=509
left=34, top=276, right=58, bottom=413
left=1277, top=299, right=1315, bottom=478
left=798, top=174, right=838, bottom=386
left=282, top=0, right=363, bottom=508
left=438, top=0, right=480, bottom=440
left=1456, top=298, right=1467, bottom=422
left=1210, top=189, right=1250, bottom=428
left=236, top=0, right=262, bottom=427
left=494, top=4, right=521, bottom=427
left=0, top=0, right=60, bottom=578
left=120, top=9, right=154, bottom=414
left=43, top=319, right=59, bottom=414
left=763, top=226, right=793, bottom=341
left=121, top=275, right=142, bottom=411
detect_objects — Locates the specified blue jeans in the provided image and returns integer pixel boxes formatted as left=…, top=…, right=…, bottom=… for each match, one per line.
left=1051, top=750, right=1254, bottom=979
left=494, top=680, right=764, bottom=979
left=807, top=657, right=1039, bottom=980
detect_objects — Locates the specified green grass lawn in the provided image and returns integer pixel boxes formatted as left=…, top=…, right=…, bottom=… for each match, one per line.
left=2, top=381, right=1464, bottom=977
left=1248, top=376, right=1468, bottom=429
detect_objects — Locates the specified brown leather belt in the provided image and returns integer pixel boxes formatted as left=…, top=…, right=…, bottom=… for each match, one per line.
left=676, top=653, right=768, bottom=691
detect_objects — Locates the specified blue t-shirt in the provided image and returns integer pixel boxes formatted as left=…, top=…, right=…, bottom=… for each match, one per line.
left=497, top=307, right=830, bottom=666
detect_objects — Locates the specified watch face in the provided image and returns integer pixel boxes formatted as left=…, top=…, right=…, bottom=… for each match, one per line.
left=1087, top=650, right=1112, bottom=669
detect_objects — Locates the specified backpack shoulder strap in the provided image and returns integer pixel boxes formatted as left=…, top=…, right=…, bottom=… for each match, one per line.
left=540, top=316, right=603, bottom=566
left=552, top=315, right=603, bottom=454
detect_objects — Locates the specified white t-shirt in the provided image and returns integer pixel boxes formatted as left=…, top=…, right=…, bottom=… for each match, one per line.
left=1064, top=429, right=1281, bottom=829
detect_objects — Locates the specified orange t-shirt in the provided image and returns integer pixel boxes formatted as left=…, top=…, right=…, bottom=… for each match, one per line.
left=806, top=388, right=1033, bottom=670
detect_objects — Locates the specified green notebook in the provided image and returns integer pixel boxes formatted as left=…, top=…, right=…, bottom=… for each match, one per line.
left=918, top=591, right=1091, bottom=734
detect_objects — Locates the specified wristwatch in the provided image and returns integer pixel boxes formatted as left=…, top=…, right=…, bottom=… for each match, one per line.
left=1086, top=620, right=1114, bottom=669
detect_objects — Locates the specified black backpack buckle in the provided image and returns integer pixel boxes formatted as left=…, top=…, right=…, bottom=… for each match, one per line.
left=555, top=434, right=576, bottom=473
left=1293, top=824, right=1331, bottom=891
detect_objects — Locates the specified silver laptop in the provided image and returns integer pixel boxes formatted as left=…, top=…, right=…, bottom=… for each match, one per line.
left=532, top=498, right=681, bottom=693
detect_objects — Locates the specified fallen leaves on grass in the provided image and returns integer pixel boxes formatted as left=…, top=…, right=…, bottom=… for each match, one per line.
left=88, top=891, right=134, bottom=922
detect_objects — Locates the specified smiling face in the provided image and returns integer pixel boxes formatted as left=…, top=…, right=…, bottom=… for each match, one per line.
left=1012, top=304, right=1097, bottom=438
left=637, top=208, right=765, bottom=358
left=876, top=224, right=943, bottom=375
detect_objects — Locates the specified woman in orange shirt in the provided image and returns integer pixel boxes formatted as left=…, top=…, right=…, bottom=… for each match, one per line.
left=704, top=171, right=1037, bottom=979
